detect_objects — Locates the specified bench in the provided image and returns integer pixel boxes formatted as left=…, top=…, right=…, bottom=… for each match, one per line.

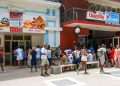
left=60, top=64, right=75, bottom=72
left=87, top=61, right=99, bottom=67
left=60, top=61, right=99, bottom=72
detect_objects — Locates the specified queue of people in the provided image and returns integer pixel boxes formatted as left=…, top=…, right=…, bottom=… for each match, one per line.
left=61, top=46, right=94, bottom=74
left=12, top=45, right=52, bottom=76
left=60, top=43, right=120, bottom=74
left=1, top=43, right=120, bottom=75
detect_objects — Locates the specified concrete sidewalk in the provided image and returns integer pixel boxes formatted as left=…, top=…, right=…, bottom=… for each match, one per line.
left=0, top=67, right=120, bottom=86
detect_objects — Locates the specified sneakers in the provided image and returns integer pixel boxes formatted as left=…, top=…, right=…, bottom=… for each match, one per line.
left=41, top=72, right=50, bottom=77
left=41, top=74, right=45, bottom=76
left=45, top=72, right=50, bottom=76
left=84, top=72, right=88, bottom=74
left=100, top=70, right=105, bottom=74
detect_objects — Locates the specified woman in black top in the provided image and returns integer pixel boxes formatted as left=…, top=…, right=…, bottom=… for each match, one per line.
left=31, top=47, right=37, bottom=72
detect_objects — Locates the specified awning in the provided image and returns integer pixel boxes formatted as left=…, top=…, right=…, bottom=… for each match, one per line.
left=64, top=20, right=120, bottom=32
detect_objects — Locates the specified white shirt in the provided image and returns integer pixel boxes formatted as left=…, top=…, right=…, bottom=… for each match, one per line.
left=16, top=48, right=23, bottom=60
left=41, top=47, right=47, bottom=59
left=47, top=49, right=52, bottom=59
left=35, top=48, right=41, bottom=59
left=99, top=47, right=107, bottom=53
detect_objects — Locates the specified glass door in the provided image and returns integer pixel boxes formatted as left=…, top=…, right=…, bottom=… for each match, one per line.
left=25, top=40, right=31, bottom=49
left=12, top=41, right=18, bottom=65
left=112, top=37, right=120, bottom=47
left=5, top=35, right=31, bottom=65
left=5, top=41, right=11, bottom=65
left=18, top=41, right=24, bottom=49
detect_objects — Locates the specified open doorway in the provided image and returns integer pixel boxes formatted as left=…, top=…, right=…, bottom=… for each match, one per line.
left=4, top=35, right=31, bottom=65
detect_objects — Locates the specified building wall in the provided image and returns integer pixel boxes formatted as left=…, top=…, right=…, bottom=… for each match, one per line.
left=63, top=0, right=89, bottom=9
left=32, top=34, right=44, bottom=47
left=0, top=0, right=61, bottom=48
left=60, top=27, right=89, bottom=50
left=44, top=6, right=61, bottom=47
left=60, top=0, right=90, bottom=50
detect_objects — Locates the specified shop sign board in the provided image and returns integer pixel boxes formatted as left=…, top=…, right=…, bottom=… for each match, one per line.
left=105, top=11, right=120, bottom=25
left=22, top=12, right=45, bottom=33
left=86, top=11, right=106, bottom=21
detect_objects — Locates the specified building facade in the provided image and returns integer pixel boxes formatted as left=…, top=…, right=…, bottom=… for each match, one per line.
left=0, top=0, right=61, bottom=65
left=61, top=0, right=120, bottom=50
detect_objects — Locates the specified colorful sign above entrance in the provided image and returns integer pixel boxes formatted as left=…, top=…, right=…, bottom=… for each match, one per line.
left=86, top=11, right=120, bottom=25
left=22, top=12, right=45, bottom=33
left=0, top=9, right=46, bottom=33
left=105, top=12, right=120, bottom=25
left=86, top=11, right=106, bottom=21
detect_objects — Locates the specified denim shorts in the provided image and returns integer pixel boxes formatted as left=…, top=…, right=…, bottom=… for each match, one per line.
left=73, top=57, right=81, bottom=64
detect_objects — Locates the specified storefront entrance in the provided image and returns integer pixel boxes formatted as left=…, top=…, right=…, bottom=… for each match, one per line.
left=4, top=35, right=31, bottom=65
left=112, top=37, right=120, bottom=47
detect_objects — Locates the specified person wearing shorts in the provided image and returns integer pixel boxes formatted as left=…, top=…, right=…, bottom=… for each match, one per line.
left=40, top=45, right=49, bottom=76
left=81, top=46, right=88, bottom=74
left=97, top=44, right=106, bottom=73
left=73, top=47, right=81, bottom=72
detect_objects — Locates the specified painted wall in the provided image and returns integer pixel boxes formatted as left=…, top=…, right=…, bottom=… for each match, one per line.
left=44, top=6, right=61, bottom=47
left=60, top=0, right=90, bottom=50
left=63, top=0, right=89, bottom=9
left=23, top=8, right=60, bottom=47
left=0, top=4, right=60, bottom=47
left=60, top=27, right=89, bottom=50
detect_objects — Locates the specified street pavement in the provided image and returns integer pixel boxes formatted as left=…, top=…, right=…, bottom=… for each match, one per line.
left=0, top=67, right=120, bottom=86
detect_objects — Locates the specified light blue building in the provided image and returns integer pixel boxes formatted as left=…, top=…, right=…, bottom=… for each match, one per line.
left=0, top=0, right=61, bottom=64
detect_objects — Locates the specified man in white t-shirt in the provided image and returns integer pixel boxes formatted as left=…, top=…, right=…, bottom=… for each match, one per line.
left=35, top=45, right=41, bottom=68
left=40, top=45, right=49, bottom=76
left=15, top=46, right=24, bottom=66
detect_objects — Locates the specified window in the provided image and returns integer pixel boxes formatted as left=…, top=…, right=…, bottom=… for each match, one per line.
left=46, top=9, right=50, bottom=15
left=47, top=21, right=56, bottom=27
left=52, top=9, right=56, bottom=16
left=46, top=8, right=56, bottom=16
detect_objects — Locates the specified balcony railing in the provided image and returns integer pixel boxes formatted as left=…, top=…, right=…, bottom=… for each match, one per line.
left=64, top=8, right=87, bottom=22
